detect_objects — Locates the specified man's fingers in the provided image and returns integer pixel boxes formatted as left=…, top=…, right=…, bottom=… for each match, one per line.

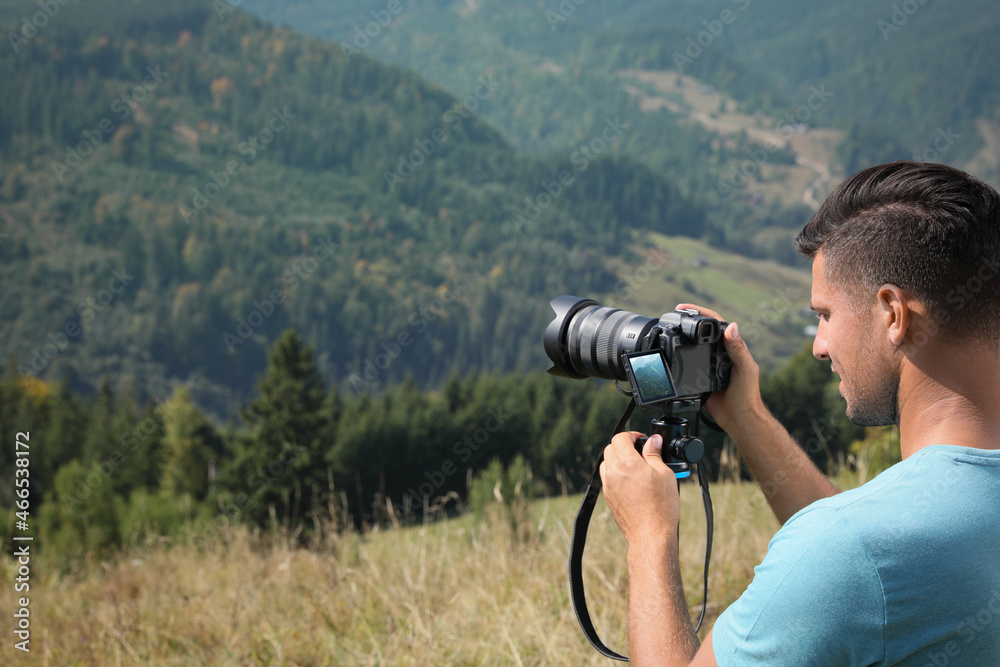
left=676, top=302, right=724, bottom=321
left=609, top=431, right=646, bottom=457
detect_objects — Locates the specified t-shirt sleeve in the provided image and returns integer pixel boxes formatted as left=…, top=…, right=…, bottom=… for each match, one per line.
left=712, top=507, right=886, bottom=666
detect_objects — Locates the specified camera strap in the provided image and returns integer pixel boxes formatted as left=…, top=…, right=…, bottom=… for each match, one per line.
left=569, top=397, right=636, bottom=661
left=568, top=398, right=714, bottom=662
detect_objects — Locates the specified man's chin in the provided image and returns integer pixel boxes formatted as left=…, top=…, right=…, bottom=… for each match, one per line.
left=842, top=378, right=900, bottom=427
left=845, top=404, right=899, bottom=427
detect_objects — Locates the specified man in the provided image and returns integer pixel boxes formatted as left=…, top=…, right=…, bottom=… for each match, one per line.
left=601, top=161, right=1000, bottom=665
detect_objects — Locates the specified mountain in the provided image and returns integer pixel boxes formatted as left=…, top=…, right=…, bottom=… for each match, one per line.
left=5, top=0, right=815, bottom=419
left=242, top=0, right=1000, bottom=206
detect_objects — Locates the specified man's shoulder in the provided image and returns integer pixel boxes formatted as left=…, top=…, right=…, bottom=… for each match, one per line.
left=771, top=444, right=1000, bottom=582
left=780, top=443, right=1000, bottom=590
left=793, top=444, right=1000, bottom=526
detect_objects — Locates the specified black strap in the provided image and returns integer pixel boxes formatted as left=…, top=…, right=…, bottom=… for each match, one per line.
left=569, top=398, right=714, bottom=661
left=568, top=398, right=636, bottom=661
left=694, top=459, right=714, bottom=631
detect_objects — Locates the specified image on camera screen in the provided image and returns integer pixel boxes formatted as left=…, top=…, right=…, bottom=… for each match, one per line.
left=623, top=350, right=678, bottom=406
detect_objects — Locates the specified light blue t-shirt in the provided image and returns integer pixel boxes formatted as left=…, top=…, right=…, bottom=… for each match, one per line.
left=713, top=445, right=1000, bottom=666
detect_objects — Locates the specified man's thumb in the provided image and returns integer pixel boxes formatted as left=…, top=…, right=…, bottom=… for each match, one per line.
left=724, top=322, right=749, bottom=360
left=642, top=434, right=665, bottom=465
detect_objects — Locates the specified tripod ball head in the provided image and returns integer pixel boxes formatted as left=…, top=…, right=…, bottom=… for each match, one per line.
left=633, top=433, right=704, bottom=478
left=633, top=414, right=705, bottom=479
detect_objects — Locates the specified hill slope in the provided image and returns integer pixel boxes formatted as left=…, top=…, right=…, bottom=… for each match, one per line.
left=1, top=0, right=819, bottom=418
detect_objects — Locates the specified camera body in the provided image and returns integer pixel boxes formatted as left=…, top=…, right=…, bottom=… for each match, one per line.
left=543, top=296, right=731, bottom=406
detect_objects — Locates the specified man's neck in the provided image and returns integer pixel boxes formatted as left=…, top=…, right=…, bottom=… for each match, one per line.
left=897, top=339, right=1000, bottom=458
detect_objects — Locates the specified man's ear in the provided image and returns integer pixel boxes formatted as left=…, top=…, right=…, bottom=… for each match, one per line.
left=876, top=283, right=912, bottom=347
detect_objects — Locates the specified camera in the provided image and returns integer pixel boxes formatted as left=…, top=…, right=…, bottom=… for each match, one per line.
left=543, top=296, right=731, bottom=406
left=550, top=297, right=725, bottom=658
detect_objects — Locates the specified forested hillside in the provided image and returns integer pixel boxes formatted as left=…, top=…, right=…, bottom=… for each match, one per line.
left=0, top=329, right=863, bottom=560
left=0, top=0, right=721, bottom=416
left=243, top=0, right=820, bottom=259
left=245, top=0, right=1000, bottom=211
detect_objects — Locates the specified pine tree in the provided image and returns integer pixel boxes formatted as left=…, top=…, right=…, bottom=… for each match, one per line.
left=222, top=329, right=328, bottom=528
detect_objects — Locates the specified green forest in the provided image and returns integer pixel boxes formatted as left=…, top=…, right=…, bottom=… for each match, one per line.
left=0, top=329, right=863, bottom=561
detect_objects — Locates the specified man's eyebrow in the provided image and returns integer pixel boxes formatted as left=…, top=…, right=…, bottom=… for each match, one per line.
left=809, top=303, right=828, bottom=312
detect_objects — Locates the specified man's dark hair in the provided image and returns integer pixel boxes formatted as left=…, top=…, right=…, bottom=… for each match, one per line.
left=795, top=160, right=1000, bottom=341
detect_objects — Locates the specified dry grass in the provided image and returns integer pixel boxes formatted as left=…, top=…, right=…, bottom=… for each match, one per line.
left=2, top=475, right=862, bottom=665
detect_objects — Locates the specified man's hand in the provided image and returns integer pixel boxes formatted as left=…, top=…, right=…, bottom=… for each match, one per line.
left=602, top=431, right=717, bottom=665
left=677, top=303, right=840, bottom=524
left=676, top=303, right=764, bottom=434
left=601, top=432, right=680, bottom=548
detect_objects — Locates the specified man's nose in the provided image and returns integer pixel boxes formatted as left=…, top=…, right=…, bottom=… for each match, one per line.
left=812, top=320, right=829, bottom=361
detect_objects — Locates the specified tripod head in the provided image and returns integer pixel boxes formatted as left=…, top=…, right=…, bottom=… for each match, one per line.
left=634, top=399, right=705, bottom=478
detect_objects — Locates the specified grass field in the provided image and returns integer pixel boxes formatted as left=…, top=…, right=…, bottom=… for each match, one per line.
left=0, top=470, right=864, bottom=666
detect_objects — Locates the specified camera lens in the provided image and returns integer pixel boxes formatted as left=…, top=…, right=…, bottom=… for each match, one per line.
left=544, top=296, right=658, bottom=381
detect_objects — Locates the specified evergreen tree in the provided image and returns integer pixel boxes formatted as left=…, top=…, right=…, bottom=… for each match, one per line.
left=221, top=329, right=328, bottom=528
left=81, top=378, right=116, bottom=464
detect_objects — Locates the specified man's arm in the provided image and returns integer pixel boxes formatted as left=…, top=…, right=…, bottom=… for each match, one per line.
left=677, top=304, right=839, bottom=524
left=722, top=395, right=839, bottom=525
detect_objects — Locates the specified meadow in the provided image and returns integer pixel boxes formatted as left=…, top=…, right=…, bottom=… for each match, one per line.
left=2, top=468, right=866, bottom=666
